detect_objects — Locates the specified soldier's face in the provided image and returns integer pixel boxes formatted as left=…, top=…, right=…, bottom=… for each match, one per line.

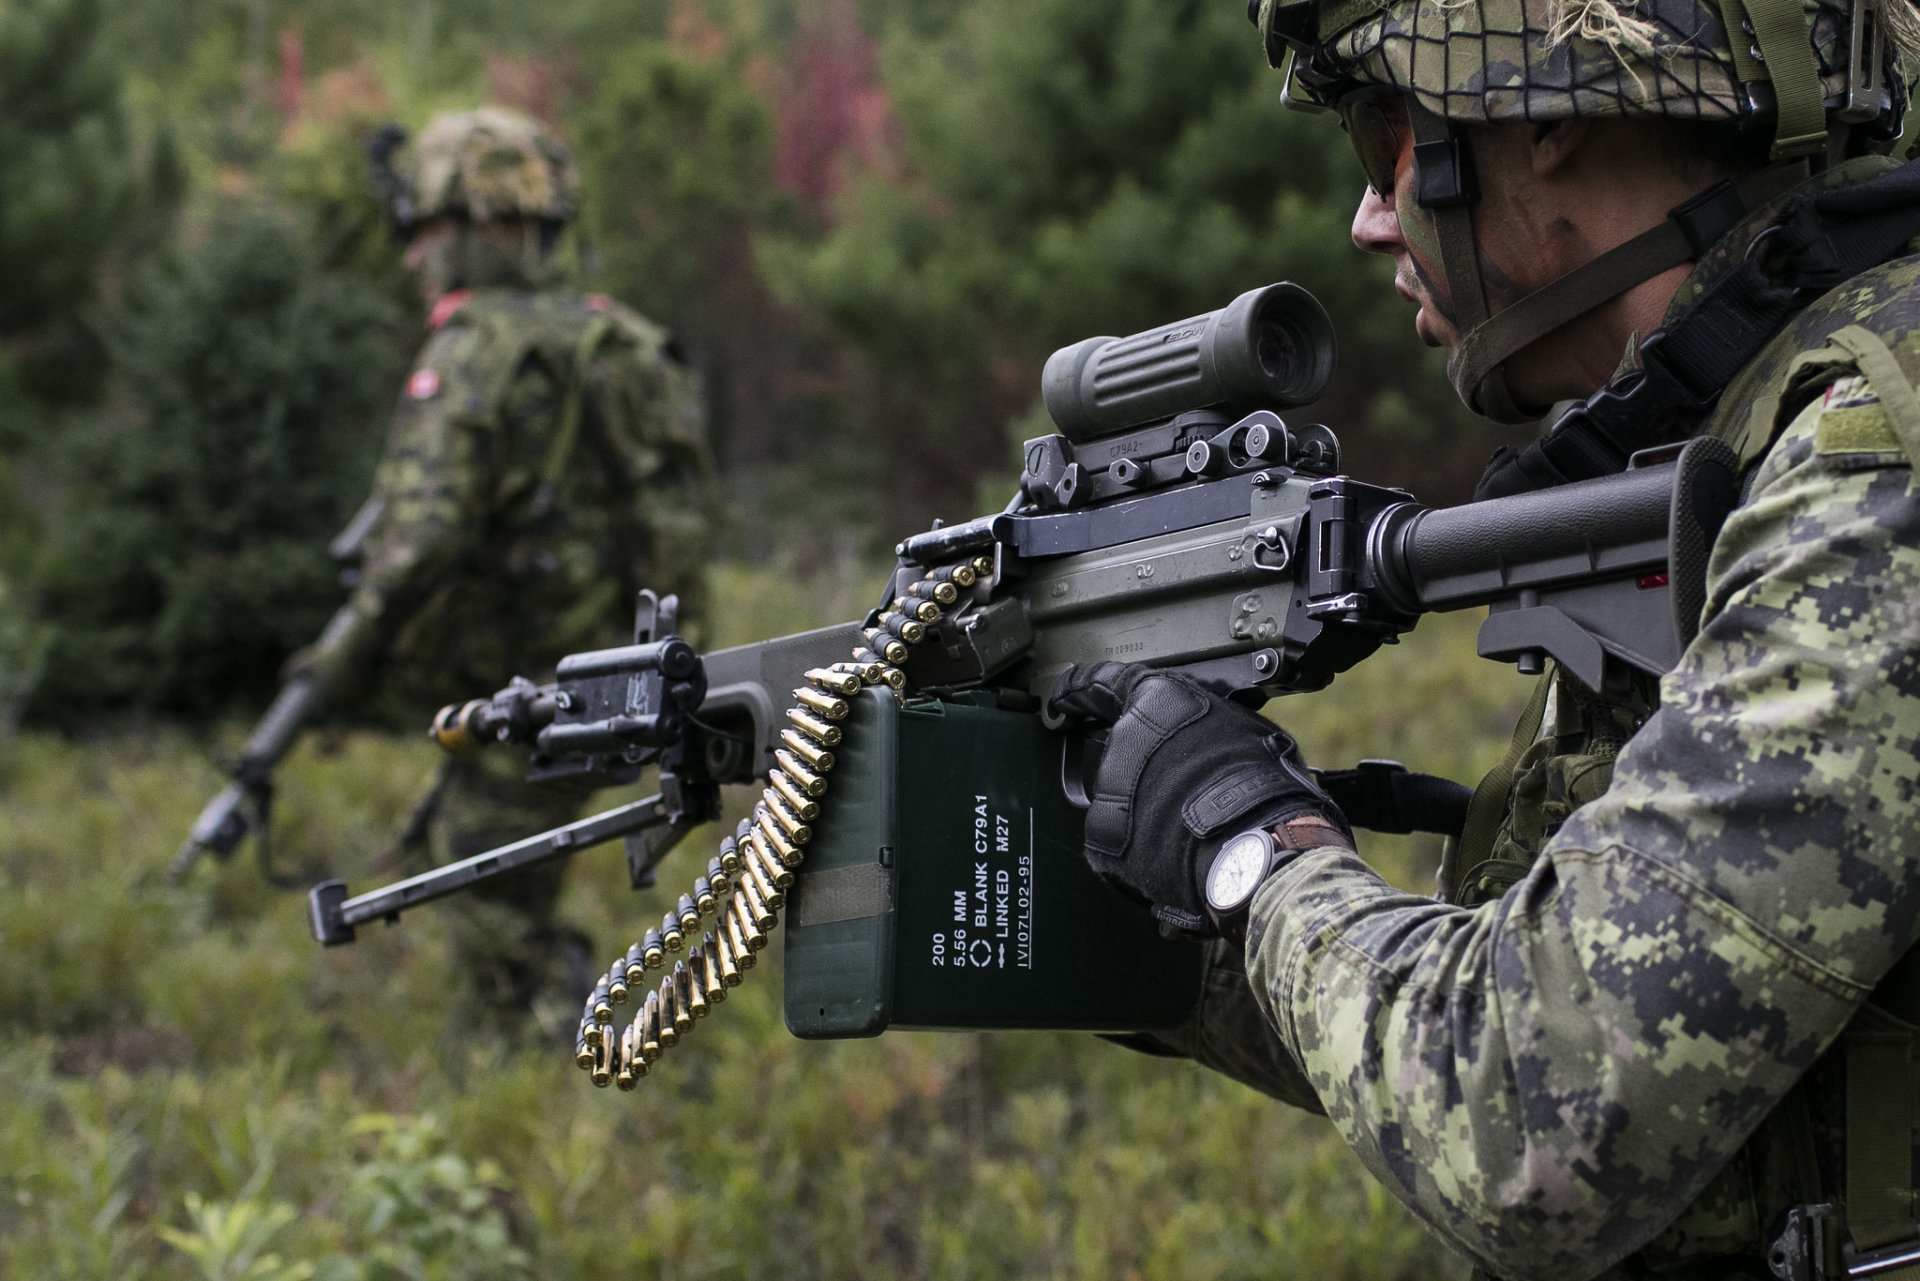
left=1347, top=99, right=1463, bottom=353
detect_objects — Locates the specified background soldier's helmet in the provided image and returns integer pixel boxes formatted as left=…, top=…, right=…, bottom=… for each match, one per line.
left=373, top=107, right=579, bottom=233
left=1256, top=0, right=1911, bottom=148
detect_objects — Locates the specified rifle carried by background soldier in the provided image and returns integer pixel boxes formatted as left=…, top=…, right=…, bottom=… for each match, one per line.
left=307, top=281, right=1727, bottom=1088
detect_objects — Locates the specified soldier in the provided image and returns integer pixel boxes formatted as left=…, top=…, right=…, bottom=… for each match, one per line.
left=291, top=107, right=715, bottom=1031
left=1052, top=2, right=1920, bottom=1278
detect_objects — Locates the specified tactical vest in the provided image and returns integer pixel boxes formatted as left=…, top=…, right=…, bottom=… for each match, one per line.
left=380, top=288, right=716, bottom=710
left=1449, top=249, right=1920, bottom=1280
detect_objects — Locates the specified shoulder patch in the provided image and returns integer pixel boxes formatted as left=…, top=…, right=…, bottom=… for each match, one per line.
left=426, top=289, right=473, bottom=331
left=1816, top=403, right=1907, bottom=456
left=407, top=367, right=442, bottom=401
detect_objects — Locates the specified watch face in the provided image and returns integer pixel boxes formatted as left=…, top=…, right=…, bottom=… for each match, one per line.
left=1205, top=829, right=1274, bottom=912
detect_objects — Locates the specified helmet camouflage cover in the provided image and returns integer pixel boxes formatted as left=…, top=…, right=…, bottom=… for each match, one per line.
left=1255, top=0, right=1910, bottom=132
left=403, top=107, right=579, bottom=227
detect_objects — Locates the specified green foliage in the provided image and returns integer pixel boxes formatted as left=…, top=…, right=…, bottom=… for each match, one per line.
left=26, top=205, right=407, bottom=720
left=0, top=0, right=142, bottom=335
left=764, top=0, right=1478, bottom=515
left=320, top=1115, right=530, bottom=1281
left=158, top=1193, right=314, bottom=1281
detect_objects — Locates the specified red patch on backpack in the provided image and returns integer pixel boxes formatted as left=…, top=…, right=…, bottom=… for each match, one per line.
left=407, top=368, right=442, bottom=400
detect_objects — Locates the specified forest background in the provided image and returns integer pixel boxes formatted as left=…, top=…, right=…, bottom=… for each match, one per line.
left=2, top=0, right=1535, bottom=1276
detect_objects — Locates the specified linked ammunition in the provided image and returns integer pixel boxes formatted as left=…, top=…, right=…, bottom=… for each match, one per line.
left=879, top=612, right=926, bottom=645
left=706, top=854, right=733, bottom=897
left=700, top=945, right=727, bottom=1002
left=693, top=875, right=717, bottom=916
left=805, top=666, right=861, bottom=696
left=607, top=963, right=630, bottom=1006
left=739, top=874, right=776, bottom=932
left=770, top=769, right=821, bottom=821
left=591, top=978, right=614, bottom=1026
left=615, top=1027, right=636, bottom=1090
left=756, top=814, right=803, bottom=870
left=755, top=811, right=803, bottom=869
left=657, top=976, right=680, bottom=1048
left=642, top=928, right=666, bottom=971
left=715, top=930, right=743, bottom=985
left=743, top=847, right=784, bottom=911
left=786, top=706, right=843, bottom=746
left=775, top=749, right=827, bottom=797
left=748, top=836, right=796, bottom=891
left=575, top=1035, right=595, bottom=1070
left=764, top=796, right=812, bottom=845
left=779, top=728, right=835, bottom=771
left=671, top=962, right=697, bottom=1031
left=624, top=941, right=648, bottom=985
left=591, top=1036, right=613, bottom=1088
left=640, top=992, right=662, bottom=1062
left=792, top=687, right=849, bottom=720
left=716, top=835, right=743, bottom=878
left=726, top=901, right=763, bottom=959
left=680, top=959, right=708, bottom=1019
left=660, top=909, right=685, bottom=955
left=676, top=892, right=701, bottom=935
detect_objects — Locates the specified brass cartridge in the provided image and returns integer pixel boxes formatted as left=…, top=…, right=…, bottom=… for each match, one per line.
left=743, top=848, right=784, bottom=911
left=786, top=706, right=843, bottom=747
left=770, top=769, right=821, bottom=821
left=779, top=728, right=835, bottom=771
left=805, top=666, right=861, bottom=696
left=764, top=796, right=812, bottom=845
left=775, top=750, right=828, bottom=797
left=792, top=686, right=849, bottom=720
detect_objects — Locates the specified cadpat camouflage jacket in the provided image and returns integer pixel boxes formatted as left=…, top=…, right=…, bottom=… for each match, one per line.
left=294, top=287, right=715, bottom=715
left=1175, top=158, right=1920, bottom=1280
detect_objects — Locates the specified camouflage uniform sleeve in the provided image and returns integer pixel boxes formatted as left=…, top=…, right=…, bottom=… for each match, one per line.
left=1240, top=382, right=1920, bottom=1279
left=289, top=324, right=499, bottom=705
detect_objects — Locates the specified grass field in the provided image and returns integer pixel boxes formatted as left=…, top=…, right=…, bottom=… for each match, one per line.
left=0, top=562, right=1530, bottom=1280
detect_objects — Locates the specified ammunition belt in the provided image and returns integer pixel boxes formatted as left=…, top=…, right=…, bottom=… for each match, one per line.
left=574, top=555, right=996, bottom=1088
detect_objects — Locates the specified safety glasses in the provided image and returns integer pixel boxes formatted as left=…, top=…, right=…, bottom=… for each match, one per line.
left=1336, top=92, right=1409, bottom=197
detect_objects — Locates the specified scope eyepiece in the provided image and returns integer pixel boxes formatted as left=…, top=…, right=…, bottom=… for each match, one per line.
left=1040, top=282, right=1336, bottom=443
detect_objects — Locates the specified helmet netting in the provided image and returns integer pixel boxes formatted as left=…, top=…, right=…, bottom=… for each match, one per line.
left=1276, top=0, right=1897, bottom=127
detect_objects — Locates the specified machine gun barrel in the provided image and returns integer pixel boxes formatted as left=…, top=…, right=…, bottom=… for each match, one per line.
left=309, top=792, right=673, bottom=945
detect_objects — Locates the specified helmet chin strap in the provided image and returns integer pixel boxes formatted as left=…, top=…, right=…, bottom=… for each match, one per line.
left=1409, top=105, right=1811, bottom=424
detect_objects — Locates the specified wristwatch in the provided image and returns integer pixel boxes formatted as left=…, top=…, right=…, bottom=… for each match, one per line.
left=1202, top=815, right=1351, bottom=934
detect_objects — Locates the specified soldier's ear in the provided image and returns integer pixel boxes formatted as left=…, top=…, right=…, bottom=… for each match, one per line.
left=1528, top=117, right=1591, bottom=180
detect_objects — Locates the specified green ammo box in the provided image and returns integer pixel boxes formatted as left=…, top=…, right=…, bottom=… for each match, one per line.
left=783, top=688, right=1205, bottom=1039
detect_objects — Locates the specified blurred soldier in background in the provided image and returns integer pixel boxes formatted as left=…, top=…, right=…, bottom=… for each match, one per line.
left=199, top=107, right=715, bottom=1034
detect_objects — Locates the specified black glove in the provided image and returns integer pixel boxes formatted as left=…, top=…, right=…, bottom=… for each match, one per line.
left=1048, top=662, right=1351, bottom=935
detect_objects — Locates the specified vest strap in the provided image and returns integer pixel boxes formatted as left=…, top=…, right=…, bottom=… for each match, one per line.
left=1448, top=675, right=1551, bottom=894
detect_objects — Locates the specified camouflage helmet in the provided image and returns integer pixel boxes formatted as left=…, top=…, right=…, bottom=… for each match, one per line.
left=1255, top=0, right=1910, bottom=158
left=375, top=107, right=579, bottom=232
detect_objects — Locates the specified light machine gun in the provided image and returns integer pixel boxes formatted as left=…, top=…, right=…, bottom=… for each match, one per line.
left=308, top=282, right=1731, bottom=1089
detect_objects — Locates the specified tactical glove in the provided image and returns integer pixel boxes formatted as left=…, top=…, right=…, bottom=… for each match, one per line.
left=1048, top=662, right=1352, bottom=936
